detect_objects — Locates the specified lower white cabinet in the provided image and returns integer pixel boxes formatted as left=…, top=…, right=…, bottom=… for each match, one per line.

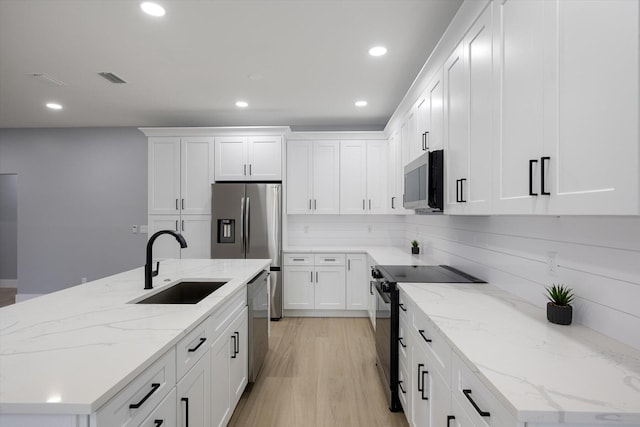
left=367, top=255, right=376, bottom=329
left=177, top=350, right=211, bottom=427
left=147, top=215, right=211, bottom=259
left=140, top=388, right=177, bottom=427
left=346, top=254, right=368, bottom=310
left=229, top=307, right=249, bottom=409
left=315, top=266, right=346, bottom=309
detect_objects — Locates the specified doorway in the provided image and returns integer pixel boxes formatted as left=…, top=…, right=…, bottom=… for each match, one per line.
left=0, top=173, right=17, bottom=306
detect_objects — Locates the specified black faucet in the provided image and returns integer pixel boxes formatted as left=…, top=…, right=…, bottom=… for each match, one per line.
left=145, top=230, right=188, bottom=290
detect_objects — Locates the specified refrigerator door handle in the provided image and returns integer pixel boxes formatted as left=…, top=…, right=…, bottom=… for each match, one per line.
left=240, top=196, right=245, bottom=255
left=246, top=197, right=250, bottom=253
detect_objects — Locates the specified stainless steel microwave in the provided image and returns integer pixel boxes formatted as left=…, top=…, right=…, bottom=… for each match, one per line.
left=403, top=150, right=444, bottom=212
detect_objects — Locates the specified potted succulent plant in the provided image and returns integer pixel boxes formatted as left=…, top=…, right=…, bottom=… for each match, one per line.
left=411, top=240, right=420, bottom=255
left=545, top=284, right=574, bottom=325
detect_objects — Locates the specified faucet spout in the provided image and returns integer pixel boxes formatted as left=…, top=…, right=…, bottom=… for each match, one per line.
left=145, top=230, right=188, bottom=290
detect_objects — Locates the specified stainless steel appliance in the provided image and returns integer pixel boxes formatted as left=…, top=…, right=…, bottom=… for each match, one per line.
left=211, top=183, right=283, bottom=319
left=247, top=270, right=269, bottom=382
left=403, top=150, right=444, bottom=212
left=371, top=265, right=485, bottom=412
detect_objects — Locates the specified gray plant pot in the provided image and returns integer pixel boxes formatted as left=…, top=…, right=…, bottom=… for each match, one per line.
left=547, top=302, right=572, bottom=325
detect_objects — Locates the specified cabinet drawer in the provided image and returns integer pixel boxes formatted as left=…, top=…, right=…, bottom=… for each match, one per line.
left=313, top=253, right=345, bottom=266
left=94, top=348, right=176, bottom=427
left=138, top=387, right=177, bottom=427
left=398, top=290, right=411, bottom=326
left=283, top=253, right=313, bottom=266
left=398, top=358, right=410, bottom=412
left=398, top=316, right=410, bottom=366
left=176, top=318, right=213, bottom=380
left=413, top=307, right=451, bottom=380
left=210, top=288, right=247, bottom=338
left=451, top=352, right=516, bottom=427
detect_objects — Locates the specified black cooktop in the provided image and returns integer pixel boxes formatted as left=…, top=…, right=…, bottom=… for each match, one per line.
left=376, top=265, right=485, bottom=284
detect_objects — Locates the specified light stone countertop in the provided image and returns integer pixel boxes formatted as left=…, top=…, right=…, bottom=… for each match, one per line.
left=284, top=245, right=429, bottom=266
left=0, top=258, right=270, bottom=415
left=399, top=282, right=640, bottom=425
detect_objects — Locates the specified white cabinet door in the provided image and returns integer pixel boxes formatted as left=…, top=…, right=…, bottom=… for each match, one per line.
left=366, top=140, right=388, bottom=213
left=545, top=0, right=639, bottom=215
left=177, top=350, right=211, bottom=427
left=444, top=41, right=468, bottom=215
left=492, top=0, right=546, bottom=214
left=229, top=307, right=248, bottom=409
left=401, top=109, right=419, bottom=165
left=283, top=266, right=314, bottom=309
left=139, top=388, right=177, bottom=427
left=314, top=267, right=346, bottom=309
left=181, top=138, right=213, bottom=215
left=346, top=254, right=368, bottom=310
left=312, top=141, right=340, bottom=214
left=147, top=215, right=181, bottom=259
left=180, top=215, right=211, bottom=259
left=210, top=329, right=232, bottom=427
left=247, top=136, right=282, bottom=181
left=149, top=137, right=181, bottom=215
left=416, top=96, right=430, bottom=157
left=367, top=256, right=376, bottom=330
left=214, top=137, right=247, bottom=181
left=387, top=131, right=406, bottom=214
left=426, top=70, right=445, bottom=151
left=286, top=141, right=313, bottom=214
left=465, top=4, right=493, bottom=215
left=340, top=140, right=367, bottom=214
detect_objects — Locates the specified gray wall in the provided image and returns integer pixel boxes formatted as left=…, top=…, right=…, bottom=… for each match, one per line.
left=0, top=128, right=148, bottom=294
left=0, top=174, right=18, bottom=280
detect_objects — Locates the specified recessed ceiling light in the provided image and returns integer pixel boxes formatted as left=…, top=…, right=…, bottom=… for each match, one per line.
left=46, top=102, right=63, bottom=110
left=355, top=100, right=368, bottom=107
left=368, top=46, right=387, bottom=57
left=140, top=2, right=165, bottom=17
left=236, top=101, right=249, bottom=108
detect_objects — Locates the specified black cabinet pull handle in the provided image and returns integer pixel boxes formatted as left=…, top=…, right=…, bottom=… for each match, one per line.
left=399, top=303, right=407, bottom=312
left=363, top=199, right=366, bottom=210
left=181, top=397, right=190, bottom=427
left=540, top=156, right=550, bottom=195
left=529, top=159, right=538, bottom=196
left=187, top=337, right=207, bottom=352
left=249, top=164, right=252, bottom=176
left=456, top=179, right=460, bottom=202
left=398, top=337, right=406, bottom=348
left=154, top=420, right=164, bottom=427
left=462, top=389, right=491, bottom=417
left=421, top=132, right=426, bottom=150
left=398, top=380, right=406, bottom=394
left=417, top=363, right=424, bottom=392
left=244, top=164, right=247, bottom=176
left=231, top=334, right=237, bottom=358
left=370, top=281, right=373, bottom=295
left=293, top=258, right=305, bottom=261
left=324, top=258, right=336, bottom=262
left=234, top=331, right=240, bottom=355
left=447, top=415, right=456, bottom=427
left=175, top=220, right=179, bottom=232
left=175, top=199, right=179, bottom=210
left=181, top=198, right=185, bottom=210
left=129, top=383, right=160, bottom=409
left=424, top=131, right=430, bottom=150
left=310, top=271, right=313, bottom=283
left=420, top=370, right=429, bottom=400
left=391, top=196, right=396, bottom=209
left=418, top=329, right=432, bottom=343
left=460, top=178, right=467, bottom=203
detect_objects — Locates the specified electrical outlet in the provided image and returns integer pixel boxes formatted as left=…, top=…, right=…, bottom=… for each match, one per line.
left=547, top=252, right=558, bottom=276
left=132, top=225, right=139, bottom=234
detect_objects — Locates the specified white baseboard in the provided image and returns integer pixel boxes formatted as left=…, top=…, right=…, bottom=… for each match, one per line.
left=0, top=279, right=17, bottom=287
left=16, top=293, right=43, bottom=303
left=283, top=309, right=368, bottom=318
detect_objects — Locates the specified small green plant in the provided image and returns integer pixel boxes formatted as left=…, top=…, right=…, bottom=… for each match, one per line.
left=411, top=240, right=419, bottom=248
left=546, top=284, right=574, bottom=306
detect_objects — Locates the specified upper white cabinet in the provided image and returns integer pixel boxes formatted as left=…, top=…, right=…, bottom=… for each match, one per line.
left=416, top=70, right=445, bottom=155
left=340, top=140, right=388, bottom=214
left=149, top=137, right=213, bottom=215
left=401, top=109, right=420, bottom=165
left=214, top=136, right=282, bottom=181
left=387, top=131, right=405, bottom=213
left=286, top=140, right=340, bottom=214
left=493, top=0, right=639, bottom=215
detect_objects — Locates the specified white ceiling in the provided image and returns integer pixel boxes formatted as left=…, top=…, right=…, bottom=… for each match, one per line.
left=0, top=0, right=463, bottom=131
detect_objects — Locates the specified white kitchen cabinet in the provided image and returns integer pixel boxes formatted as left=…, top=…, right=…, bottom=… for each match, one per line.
left=367, top=255, right=376, bottom=329
left=177, top=350, right=211, bottom=427
left=401, top=108, right=419, bottom=165
left=286, top=140, right=340, bottom=214
left=315, top=266, right=346, bottom=310
left=139, top=388, right=177, bottom=427
left=149, top=137, right=213, bottom=215
left=214, top=136, right=282, bottom=181
left=492, top=0, right=639, bottom=215
left=147, top=214, right=210, bottom=259
left=229, top=307, right=248, bottom=409
left=340, top=140, right=388, bottom=214
left=418, top=70, right=445, bottom=154
left=346, top=254, right=368, bottom=310
left=283, top=266, right=314, bottom=309
left=387, top=130, right=404, bottom=213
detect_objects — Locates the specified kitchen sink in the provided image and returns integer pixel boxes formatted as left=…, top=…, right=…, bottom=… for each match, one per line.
left=135, top=281, right=227, bottom=304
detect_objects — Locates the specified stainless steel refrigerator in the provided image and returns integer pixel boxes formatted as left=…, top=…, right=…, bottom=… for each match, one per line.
left=211, top=183, right=282, bottom=319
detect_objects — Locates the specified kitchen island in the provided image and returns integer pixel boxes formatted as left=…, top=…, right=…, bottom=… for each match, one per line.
left=0, top=258, right=270, bottom=426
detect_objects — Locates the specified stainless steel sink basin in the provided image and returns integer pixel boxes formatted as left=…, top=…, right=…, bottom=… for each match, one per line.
left=135, top=281, right=227, bottom=304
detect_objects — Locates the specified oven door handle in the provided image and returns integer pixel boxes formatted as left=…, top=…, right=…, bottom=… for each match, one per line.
left=374, top=282, right=392, bottom=304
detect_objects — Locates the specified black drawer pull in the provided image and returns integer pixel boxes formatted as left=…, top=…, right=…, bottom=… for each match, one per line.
left=417, top=363, right=424, bottom=392
left=292, top=258, right=305, bottom=261
left=398, top=337, right=406, bottom=348
left=399, top=303, right=407, bottom=312
left=420, top=369, right=429, bottom=400
left=187, top=337, right=207, bottom=352
left=529, top=159, right=538, bottom=196
left=324, top=258, right=336, bottom=261
left=181, top=397, right=190, bottom=427
left=154, top=420, right=164, bottom=427
left=231, top=334, right=237, bottom=358
left=540, top=156, right=550, bottom=195
left=129, top=383, right=160, bottom=409
left=418, top=329, right=432, bottom=343
left=463, top=389, right=491, bottom=417
left=398, top=380, right=406, bottom=394
left=447, top=415, right=456, bottom=427
left=234, top=331, right=240, bottom=355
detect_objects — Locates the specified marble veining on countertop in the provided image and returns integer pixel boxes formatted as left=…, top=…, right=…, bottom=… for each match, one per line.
left=399, top=282, right=640, bottom=425
left=0, top=258, right=270, bottom=415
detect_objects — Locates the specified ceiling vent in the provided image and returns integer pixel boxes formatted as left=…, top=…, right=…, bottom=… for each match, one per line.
left=98, top=72, right=127, bottom=84
left=30, top=73, right=67, bottom=87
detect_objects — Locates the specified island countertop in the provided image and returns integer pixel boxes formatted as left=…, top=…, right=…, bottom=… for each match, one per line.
left=0, top=258, right=270, bottom=415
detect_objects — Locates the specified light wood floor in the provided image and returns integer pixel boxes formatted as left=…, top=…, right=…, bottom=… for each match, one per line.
left=229, top=317, right=409, bottom=427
